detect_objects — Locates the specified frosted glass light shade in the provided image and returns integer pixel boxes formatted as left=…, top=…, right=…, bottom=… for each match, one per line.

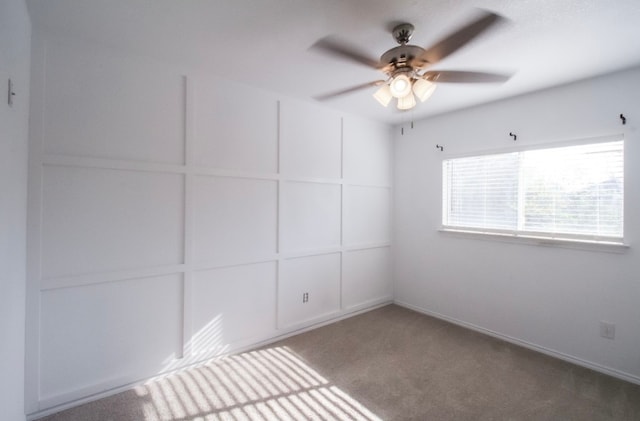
left=413, top=78, right=437, bottom=102
left=397, top=93, right=416, bottom=110
left=389, top=74, right=412, bottom=98
left=373, top=84, right=393, bottom=107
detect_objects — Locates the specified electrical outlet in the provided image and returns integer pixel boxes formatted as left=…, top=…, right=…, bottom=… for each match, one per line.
left=600, top=321, right=615, bottom=340
left=302, top=292, right=309, bottom=303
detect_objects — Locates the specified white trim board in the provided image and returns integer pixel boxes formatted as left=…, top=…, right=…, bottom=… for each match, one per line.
left=26, top=300, right=392, bottom=421
left=394, top=300, right=640, bottom=387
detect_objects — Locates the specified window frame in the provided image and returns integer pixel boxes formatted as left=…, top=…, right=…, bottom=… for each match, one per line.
left=440, top=134, right=628, bottom=252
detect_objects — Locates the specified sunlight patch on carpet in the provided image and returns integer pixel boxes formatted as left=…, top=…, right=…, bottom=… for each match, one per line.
left=135, top=346, right=381, bottom=420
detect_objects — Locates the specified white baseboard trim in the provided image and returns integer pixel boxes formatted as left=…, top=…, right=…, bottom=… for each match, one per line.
left=27, top=300, right=393, bottom=420
left=394, top=300, right=640, bottom=386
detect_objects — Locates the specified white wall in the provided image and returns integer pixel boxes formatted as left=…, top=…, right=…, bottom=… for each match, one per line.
left=26, top=33, right=393, bottom=414
left=394, top=67, right=640, bottom=383
left=0, top=1, right=30, bottom=420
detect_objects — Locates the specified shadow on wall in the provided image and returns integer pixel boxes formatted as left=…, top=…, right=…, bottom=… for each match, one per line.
left=135, top=346, right=381, bottom=420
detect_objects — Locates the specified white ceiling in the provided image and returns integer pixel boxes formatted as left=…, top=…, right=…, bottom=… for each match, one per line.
left=26, top=0, right=640, bottom=125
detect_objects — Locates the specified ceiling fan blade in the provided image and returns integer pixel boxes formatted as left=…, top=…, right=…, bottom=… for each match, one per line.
left=423, top=70, right=511, bottom=83
left=415, top=10, right=505, bottom=66
left=314, top=80, right=386, bottom=101
left=310, top=37, right=381, bottom=69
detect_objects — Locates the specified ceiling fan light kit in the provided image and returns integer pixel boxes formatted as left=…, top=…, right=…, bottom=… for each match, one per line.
left=413, top=78, right=437, bottom=102
left=397, top=91, right=417, bottom=110
left=373, top=84, right=393, bottom=107
left=376, top=75, right=438, bottom=109
left=312, top=10, right=510, bottom=112
left=389, top=73, right=412, bottom=98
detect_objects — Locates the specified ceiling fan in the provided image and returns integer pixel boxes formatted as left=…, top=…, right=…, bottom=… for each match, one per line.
left=311, top=10, right=511, bottom=111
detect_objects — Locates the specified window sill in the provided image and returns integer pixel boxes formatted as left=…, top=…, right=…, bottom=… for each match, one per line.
left=439, top=228, right=630, bottom=254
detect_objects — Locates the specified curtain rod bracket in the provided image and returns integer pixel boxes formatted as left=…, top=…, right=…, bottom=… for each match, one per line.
left=620, top=114, right=626, bottom=125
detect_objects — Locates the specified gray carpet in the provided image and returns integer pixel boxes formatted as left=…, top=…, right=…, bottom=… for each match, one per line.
left=38, top=304, right=640, bottom=420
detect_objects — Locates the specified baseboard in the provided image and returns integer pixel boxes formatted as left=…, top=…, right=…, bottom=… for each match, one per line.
left=27, top=300, right=392, bottom=420
left=394, top=300, right=640, bottom=386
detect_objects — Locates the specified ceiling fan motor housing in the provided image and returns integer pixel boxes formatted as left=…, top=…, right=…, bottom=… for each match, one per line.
left=380, top=45, right=426, bottom=75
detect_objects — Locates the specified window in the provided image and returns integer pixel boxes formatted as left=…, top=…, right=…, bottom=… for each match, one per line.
left=442, top=138, right=624, bottom=244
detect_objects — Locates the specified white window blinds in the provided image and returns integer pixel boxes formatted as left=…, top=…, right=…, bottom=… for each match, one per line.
left=442, top=139, right=624, bottom=242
